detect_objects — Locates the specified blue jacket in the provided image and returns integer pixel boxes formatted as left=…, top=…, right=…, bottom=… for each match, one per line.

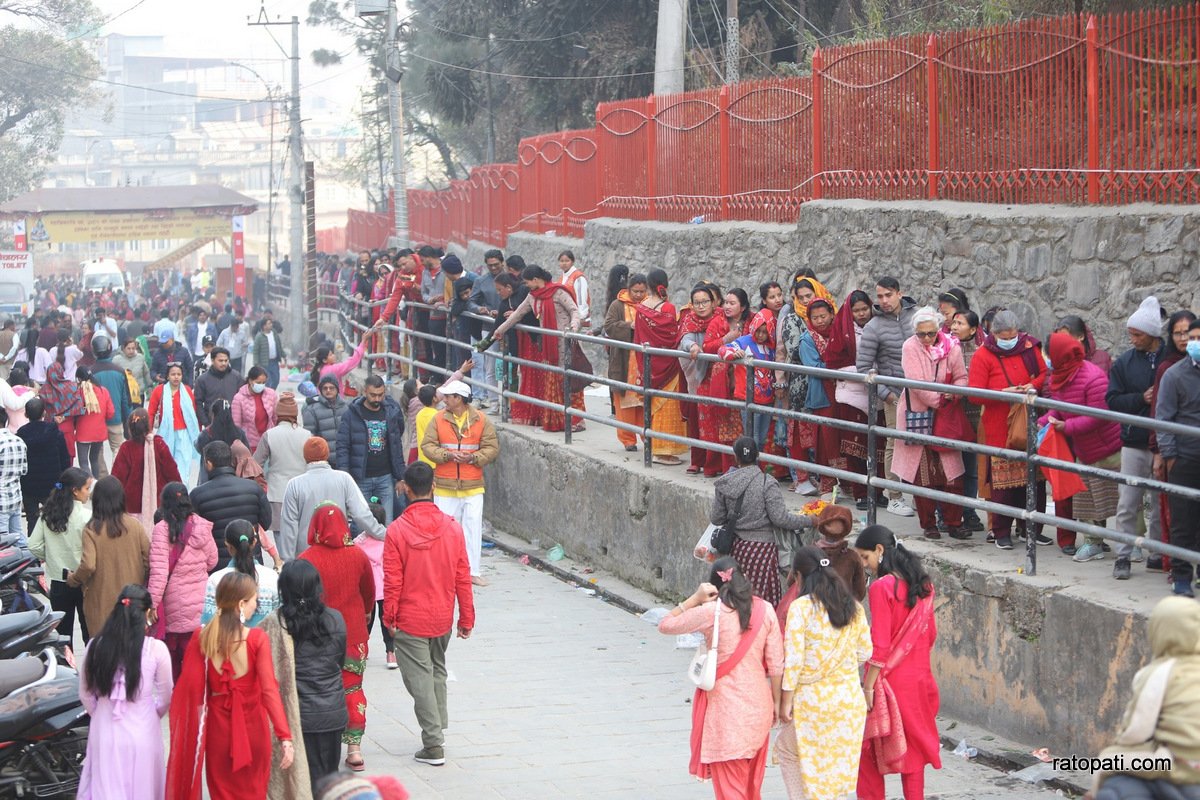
left=798, top=331, right=830, bottom=411
left=89, top=357, right=132, bottom=427
left=151, top=343, right=194, bottom=387
left=17, top=421, right=70, bottom=499
left=336, top=396, right=406, bottom=481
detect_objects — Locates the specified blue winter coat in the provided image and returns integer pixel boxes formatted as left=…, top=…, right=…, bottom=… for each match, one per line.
left=798, top=331, right=831, bottom=411
left=89, top=357, right=133, bottom=427
left=335, top=396, right=406, bottom=481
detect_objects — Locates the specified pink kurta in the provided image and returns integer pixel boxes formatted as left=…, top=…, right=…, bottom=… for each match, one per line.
left=894, top=337, right=968, bottom=484
left=865, top=575, right=942, bottom=772
left=660, top=601, right=783, bottom=763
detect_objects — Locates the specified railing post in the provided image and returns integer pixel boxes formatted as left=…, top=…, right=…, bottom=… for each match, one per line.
left=645, top=96, right=658, bottom=221
left=718, top=85, right=731, bottom=221
left=1024, top=392, right=1039, bottom=576
left=926, top=34, right=940, bottom=201
left=642, top=345, right=653, bottom=468
left=562, top=332, right=572, bottom=445
left=865, top=372, right=879, bottom=527
left=499, top=335, right=510, bottom=424
left=744, top=356, right=755, bottom=466
left=811, top=48, right=824, bottom=200
left=1086, top=15, right=1100, bottom=204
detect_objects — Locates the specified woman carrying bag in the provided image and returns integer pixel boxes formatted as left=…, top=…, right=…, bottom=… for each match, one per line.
left=657, top=557, right=783, bottom=800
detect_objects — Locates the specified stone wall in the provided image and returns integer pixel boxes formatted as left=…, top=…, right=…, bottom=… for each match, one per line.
left=483, top=423, right=1152, bottom=759
left=494, top=202, right=1200, bottom=355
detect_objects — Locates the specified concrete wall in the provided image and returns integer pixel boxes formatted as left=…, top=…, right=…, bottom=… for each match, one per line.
left=483, top=424, right=1151, bottom=758
left=491, top=202, right=1200, bottom=354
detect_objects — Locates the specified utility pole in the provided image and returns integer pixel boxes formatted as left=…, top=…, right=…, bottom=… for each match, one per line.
left=653, top=0, right=687, bottom=95
left=485, top=31, right=496, bottom=163
left=385, top=0, right=409, bottom=245
left=725, top=0, right=739, bottom=84
left=250, top=6, right=305, bottom=354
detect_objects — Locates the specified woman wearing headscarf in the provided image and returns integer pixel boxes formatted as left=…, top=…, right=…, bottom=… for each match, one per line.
left=895, top=307, right=970, bottom=540
left=698, top=289, right=751, bottom=476
left=824, top=290, right=883, bottom=510
left=147, top=362, right=201, bottom=486
left=967, top=309, right=1049, bottom=551
left=792, top=298, right=840, bottom=497
left=720, top=308, right=777, bottom=451
left=1039, top=332, right=1123, bottom=565
left=630, top=269, right=687, bottom=466
left=298, top=504, right=375, bottom=773
left=40, top=357, right=85, bottom=461
left=1091, top=596, right=1200, bottom=800
left=680, top=282, right=723, bottom=475
left=111, top=408, right=182, bottom=533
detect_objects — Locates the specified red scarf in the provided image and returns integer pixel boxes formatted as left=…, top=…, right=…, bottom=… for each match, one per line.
left=633, top=300, right=683, bottom=389
left=823, top=292, right=861, bottom=370
left=530, top=283, right=576, bottom=364
left=1048, top=331, right=1085, bottom=393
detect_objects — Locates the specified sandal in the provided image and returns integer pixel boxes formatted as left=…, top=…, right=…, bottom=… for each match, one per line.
left=653, top=455, right=683, bottom=466
left=345, top=752, right=365, bottom=772
left=686, top=466, right=702, bottom=474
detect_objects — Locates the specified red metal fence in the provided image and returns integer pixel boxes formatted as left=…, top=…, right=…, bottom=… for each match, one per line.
left=405, top=4, right=1199, bottom=250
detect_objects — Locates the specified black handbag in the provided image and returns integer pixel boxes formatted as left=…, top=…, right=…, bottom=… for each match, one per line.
left=710, top=477, right=757, bottom=555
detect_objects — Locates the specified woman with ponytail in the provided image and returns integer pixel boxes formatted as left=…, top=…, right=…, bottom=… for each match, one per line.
left=657, top=557, right=782, bottom=799
left=776, top=546, right=872, bottom=800
left=852, top=525, right=941, bottom=800
left=201, top=520, right=280, bottom=629
left=29, top=467, right=92, bottom=648
left=68, top=476, right=149, bottom=637
left=630, top=268, right=688, bottom=465
left=484, top=264, right=585, bottom=433
left=167, top=572, right=295, bottom=800
left=79, top=585, right=173, bottom=800
left=148, top=482, right=218, bottom=680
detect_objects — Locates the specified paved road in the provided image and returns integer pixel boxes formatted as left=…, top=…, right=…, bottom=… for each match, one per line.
left=356, top=543, right=1063, bottom=799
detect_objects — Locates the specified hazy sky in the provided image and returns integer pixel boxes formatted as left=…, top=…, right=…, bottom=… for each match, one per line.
left=89, top=0, right=384, bottom=124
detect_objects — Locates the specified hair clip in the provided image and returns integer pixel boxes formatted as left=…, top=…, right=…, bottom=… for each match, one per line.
left=53, top=482, right=62, bottom=490
left=238, top=534, right=249, bottom=543
left=716, top=568, right=733, bottom=583
left=120, top=598, right=131, bottom=606
left=819, top=558, right=831, bottom=568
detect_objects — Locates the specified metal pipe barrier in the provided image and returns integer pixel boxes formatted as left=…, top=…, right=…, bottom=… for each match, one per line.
left=338, top=292, right=1200, bottom=575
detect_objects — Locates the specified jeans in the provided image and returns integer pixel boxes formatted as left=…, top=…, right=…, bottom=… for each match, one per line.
left=1168, top=457, right=1200, bottom=583
left=428, top=317, right=448, bottom=374
left=0, top=510, right=23, bottom=547
left=1095, top=775, right=1200, bottom=800
left=356, top=475, right=396, bottom=525
left=266, top=359, right=281, bottom=389
left=76, top=441, right=104, bottom=479
left=741, top=409, right=771, bottom=450
left=366, top=599, right=394, bottom=654
left=472, top=339, right=498, bottom=403
left=961, top=448, right=981, bottom=523
left=1116, top=447, right=1160, bottom=559
left=49, top=580, right=87, bottom=651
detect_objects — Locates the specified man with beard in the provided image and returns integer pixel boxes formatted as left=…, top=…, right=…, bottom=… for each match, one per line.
left=193, top=347, right=242, bottom=426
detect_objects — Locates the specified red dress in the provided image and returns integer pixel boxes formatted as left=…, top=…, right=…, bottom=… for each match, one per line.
left=165, top=628, right=291, bottom=800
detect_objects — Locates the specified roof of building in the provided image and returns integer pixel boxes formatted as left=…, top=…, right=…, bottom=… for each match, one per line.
left=0, top=185, right=258, bottom=217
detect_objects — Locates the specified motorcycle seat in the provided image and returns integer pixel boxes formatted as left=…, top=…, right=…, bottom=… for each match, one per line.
left=0, top=657, right=43, bottom=698
left=0, top=610, right=41, bottom=643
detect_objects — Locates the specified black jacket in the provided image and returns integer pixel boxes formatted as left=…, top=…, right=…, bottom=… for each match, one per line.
left=302, top=395, right=348, bottom=466
left=335, top=396, right=406, bottom=481
left=1106, top=343, right=1164, bottom=449
left=193, top=366, right=244, bottom=426
left=189, top=466, right=271, bottom=550
left=16, top=421, right=70, bottom=499
left=151, top=343, right=194, bottom=387
left=291, top=607, right=349, bottom=733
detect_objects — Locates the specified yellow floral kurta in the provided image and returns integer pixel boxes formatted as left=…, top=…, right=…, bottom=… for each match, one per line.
left=779, top=596, right=872, bottom=800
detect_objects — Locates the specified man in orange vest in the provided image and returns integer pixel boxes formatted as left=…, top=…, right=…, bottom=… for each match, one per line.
left=420, top=379, right=500, bottom=586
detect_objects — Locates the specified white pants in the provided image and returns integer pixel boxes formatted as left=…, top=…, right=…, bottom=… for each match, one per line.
left=434, top=493, right=484, bottom=577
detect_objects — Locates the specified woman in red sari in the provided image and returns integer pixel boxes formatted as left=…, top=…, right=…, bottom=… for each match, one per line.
left=824, top=290, right=883, bottom=508
left=699, top=289, right=751, bottom=476
left=166, top=572, right=294, bottom=800
left=853, top=525, right=941, bottom=800
left=486, top=265, right=584, bottom=433
left=299, top=503, right=375, bottom=771
left=680, top=282, right=722, bottom=474
left=630, top=269, right=687, bottom=466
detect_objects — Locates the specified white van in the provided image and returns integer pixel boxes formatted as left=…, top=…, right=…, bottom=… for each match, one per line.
left=80, top=258, right=127, bottom=294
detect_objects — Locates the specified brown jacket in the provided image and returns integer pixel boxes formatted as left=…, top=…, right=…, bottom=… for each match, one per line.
left=69, top=514, right=149, bottom=635
left=421, top=407, right=500, bottom=494
left=602, top=296, right=636, bottom=383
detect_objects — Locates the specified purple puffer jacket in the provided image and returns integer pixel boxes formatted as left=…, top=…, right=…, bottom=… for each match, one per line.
left=1039, top=359, right=1122, bottom=465
left=148, top=515, right=219, bottom=633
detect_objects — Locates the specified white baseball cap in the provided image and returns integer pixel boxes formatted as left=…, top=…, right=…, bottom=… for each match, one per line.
left=441, top=379, right=471, bottom=398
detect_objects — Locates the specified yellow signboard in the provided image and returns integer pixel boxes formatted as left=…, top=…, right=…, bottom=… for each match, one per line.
left=26, top=210, right=232, bottom=244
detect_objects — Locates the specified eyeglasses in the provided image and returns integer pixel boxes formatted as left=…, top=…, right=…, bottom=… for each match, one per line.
left=693, top=298, right=713, bottom=306
left=915, top=331, right=939, bottom=339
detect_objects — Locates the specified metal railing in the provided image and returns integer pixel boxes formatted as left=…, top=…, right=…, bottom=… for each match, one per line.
left=338, top=292, right=1200, bottom=577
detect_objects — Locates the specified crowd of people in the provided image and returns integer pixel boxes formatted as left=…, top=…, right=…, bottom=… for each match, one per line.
left=7, top=269, right=497, bottom=800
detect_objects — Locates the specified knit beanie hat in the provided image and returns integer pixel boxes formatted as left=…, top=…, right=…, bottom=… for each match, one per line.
left=816, top=505, right=854, bottom=540
left=441, top=254, right=464, bottom=276
left=1127, top=296, right=1163, bottom=338
left=318, top=374, right=340, bottom=391
left=303, top=436, right=330, bottom=463
left=275, top=391, right=299, bottom=422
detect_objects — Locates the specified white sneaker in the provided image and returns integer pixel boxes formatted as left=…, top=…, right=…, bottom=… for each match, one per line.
left=887, top=499, right=915, bottom=517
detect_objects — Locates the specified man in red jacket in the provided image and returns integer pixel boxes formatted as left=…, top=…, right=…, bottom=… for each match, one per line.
left=382, top=461, right=474, bottom=767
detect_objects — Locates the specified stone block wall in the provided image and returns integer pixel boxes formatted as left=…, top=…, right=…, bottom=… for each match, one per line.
left=489, top=202, right=1199, bottom=355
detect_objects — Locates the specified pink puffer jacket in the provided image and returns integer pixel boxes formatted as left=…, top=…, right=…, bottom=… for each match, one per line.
left=231, top=384, right=277, bottom=451
left=148, top=515, right=219, bottom=633
left=1038, top=360, right=1122, bottom=465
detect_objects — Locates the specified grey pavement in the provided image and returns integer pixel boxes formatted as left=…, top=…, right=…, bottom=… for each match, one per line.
left=356, top=541, right=1064, bottom=799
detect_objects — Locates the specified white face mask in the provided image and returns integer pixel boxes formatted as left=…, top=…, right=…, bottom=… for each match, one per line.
left=251, top=382, right=266, bottom=394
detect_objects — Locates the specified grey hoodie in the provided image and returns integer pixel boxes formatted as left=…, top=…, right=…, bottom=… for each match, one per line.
left=856, top=296, right=918, bottom=400
left=710, top=466, right=813, bottom=543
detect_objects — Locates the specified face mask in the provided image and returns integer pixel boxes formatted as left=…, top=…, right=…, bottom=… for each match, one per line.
left=251, top=382, right=266, bottom=394
left=1044, top=358, right=1052, bottom=370
left=1187, top=341, right=1200, bottom=362
left=995, top=336, right=1019, bottom=351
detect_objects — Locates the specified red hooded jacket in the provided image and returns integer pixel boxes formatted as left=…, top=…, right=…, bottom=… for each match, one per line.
left=382, top=499, right=475, bottom=638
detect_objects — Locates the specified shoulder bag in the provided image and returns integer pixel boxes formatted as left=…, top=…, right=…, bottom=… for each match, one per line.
left=710, top=474, right=763, bottom=556
left=902, top=362, right=939, bottom=436
left=997, top=357, right=1031, bottom=450
left=687, top=599, right=722, bottom=690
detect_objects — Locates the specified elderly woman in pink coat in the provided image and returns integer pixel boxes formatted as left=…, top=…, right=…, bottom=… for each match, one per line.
left=146, top=482, right=217, bottom=681
left=896, top=307, right=969, bottom=540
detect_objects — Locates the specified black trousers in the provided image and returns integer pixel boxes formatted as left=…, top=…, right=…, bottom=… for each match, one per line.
left=366, top=599, right=394, bottom=654
left=428, top=317, right=448, bottom=374
left=22, top=492, right=44, bottom=535
left=1168, top=457, right=1200, bottom=582
left=49, top=580, right=88, bottom=650
left=303, top=729, right=343, bottom=790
